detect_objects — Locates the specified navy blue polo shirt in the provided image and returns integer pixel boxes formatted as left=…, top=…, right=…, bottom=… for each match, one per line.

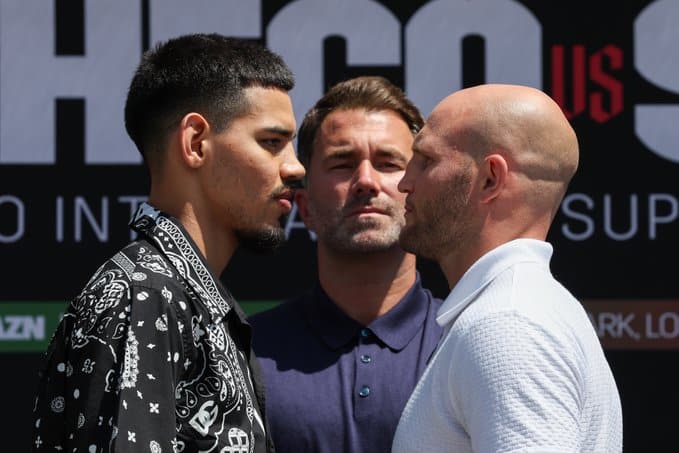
left=249, top=275, right=443, bottom=453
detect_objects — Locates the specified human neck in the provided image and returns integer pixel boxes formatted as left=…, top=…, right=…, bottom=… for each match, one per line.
left=438, top=234, right=489, bottom=289
left=317, top=244, right=417, bottom=325
left=439, top=227, right=549, bottom=289
left=148, top=189, right=237, bottom=276
left=439, top=250, right=476, bottom=290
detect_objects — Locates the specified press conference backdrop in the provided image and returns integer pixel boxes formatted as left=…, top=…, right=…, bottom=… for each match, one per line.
left=1, top=0, right=677, bottom=450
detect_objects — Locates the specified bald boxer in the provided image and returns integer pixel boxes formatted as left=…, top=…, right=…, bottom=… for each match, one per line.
left=392, top=84, right=622, bottom=453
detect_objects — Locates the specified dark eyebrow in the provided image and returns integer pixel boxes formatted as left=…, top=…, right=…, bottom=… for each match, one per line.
left=374, top=148, right=408, bottom=163
left=323, top=149, right=355, bottom=161
left=322, top=148, right=409, bottom=165
left=263, top=126, right=296, bottom=140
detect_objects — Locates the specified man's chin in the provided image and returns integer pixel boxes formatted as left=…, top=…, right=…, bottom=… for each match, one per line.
left=236, top=226, right=286, bottom=254
left=398, top=227, right=427, bottom=257
left=326, top=229, right=402, bottom=254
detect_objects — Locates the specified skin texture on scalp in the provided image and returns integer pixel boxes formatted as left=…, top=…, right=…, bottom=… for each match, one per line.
left=398, top=84, right=579, bottom=287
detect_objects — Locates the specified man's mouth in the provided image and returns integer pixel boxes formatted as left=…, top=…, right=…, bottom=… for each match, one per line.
left=347, top=206, right=388, bottom=217
left=404, top=197, right=414, bottom=214
left=273, top=188, right=296, bottom=212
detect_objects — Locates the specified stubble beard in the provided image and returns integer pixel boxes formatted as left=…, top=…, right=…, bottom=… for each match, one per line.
left=311, top=196, right=405, bottom=255
left=399, top=173, right=473, bottom=262
left=235, top=221, right=286, bottom=254
left=234, top=184, right=294, bottom=254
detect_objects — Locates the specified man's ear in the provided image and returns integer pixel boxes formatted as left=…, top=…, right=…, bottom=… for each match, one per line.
left=179, top=112, right=210, bottom=168
left=480, top=153, right=508, bottom=204
left=294, top=188, right=315, bottom=231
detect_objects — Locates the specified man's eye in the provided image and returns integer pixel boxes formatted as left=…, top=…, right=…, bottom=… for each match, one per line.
left=329, top=163, right=353, bottom=170
left=413, top=154, right=431, bottom=169
left=261, top=138, right=282, bottom=149
left=377, top=162, right=404, bottom=171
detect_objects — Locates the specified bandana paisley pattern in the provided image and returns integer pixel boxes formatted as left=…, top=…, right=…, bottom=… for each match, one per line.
left=32, top=202, right=269, bottom=452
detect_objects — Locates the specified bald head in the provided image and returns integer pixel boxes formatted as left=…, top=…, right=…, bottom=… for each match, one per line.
left=431, top=85, right=578, bottom=174
left=429, top=84, right=578, bottom=203
left=399, top=84, right=579, bottom=283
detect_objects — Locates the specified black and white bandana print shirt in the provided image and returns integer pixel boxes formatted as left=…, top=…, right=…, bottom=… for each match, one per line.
left=32, top=202, right=272, bottom=453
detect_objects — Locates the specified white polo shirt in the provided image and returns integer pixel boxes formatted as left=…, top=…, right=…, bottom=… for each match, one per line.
left=392, top=239, right=622, bottom=453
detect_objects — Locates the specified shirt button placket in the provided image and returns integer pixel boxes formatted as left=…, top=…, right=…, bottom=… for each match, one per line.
left=356, top=328, right=376, bottom=417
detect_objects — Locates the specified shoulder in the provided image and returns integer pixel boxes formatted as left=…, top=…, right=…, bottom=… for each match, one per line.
left=249, top=293, right=307, bottom=328
left=72, top=240, right=187, bottom=319
left=510, top=261, right=580, bottom=306
left=438, top=311, right=589, bottom=452
left=444, top=309, right=587, bottom=398
left=455, top=263, right=584, bottom=335
left=80, top=239, right=170, bottom=282
left=248, top=293, right=311, bottom=355
left=451, top=309, right=571, bottom=353
left=439, top=311, right=588, bottom=408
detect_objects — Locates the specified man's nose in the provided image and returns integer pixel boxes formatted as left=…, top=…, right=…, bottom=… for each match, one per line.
left=351, top=160, right=380, bottom=197
left=281, top=145, right=306, bottom=182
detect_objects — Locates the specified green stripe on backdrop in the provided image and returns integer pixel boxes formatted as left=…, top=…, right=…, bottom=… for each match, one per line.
left=0, top=302, right=66, bottom=353
left=240, top=300, right=280, bottom=316
left=0, top=300, right=279, bottom=353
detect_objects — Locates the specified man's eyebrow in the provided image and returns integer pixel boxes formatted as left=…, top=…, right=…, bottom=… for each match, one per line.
left=322, top=148, right=410, bottom=166
left=374, top=148, right=409, bottom=161
left=323, top=149, right=355, bottom=160
left=263, top=126, right=296, bottom=140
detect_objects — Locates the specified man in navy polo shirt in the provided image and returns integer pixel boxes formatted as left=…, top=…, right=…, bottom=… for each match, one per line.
left=249, top=76, right=443, bottom=452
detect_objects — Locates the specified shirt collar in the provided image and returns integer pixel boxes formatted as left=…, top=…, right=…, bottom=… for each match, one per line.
left=305, top=273, right=432, bottom=352
left=436, top=238, right=553, bottom=327
left=129, top=202, right=234, bottom=323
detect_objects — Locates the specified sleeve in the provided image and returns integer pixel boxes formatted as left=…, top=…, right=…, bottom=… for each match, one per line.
left=32, top=280, right=186, bottom=452
left=111, top=284, right=186, bottom=452
left=449, top=311, right=585, bottom=453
